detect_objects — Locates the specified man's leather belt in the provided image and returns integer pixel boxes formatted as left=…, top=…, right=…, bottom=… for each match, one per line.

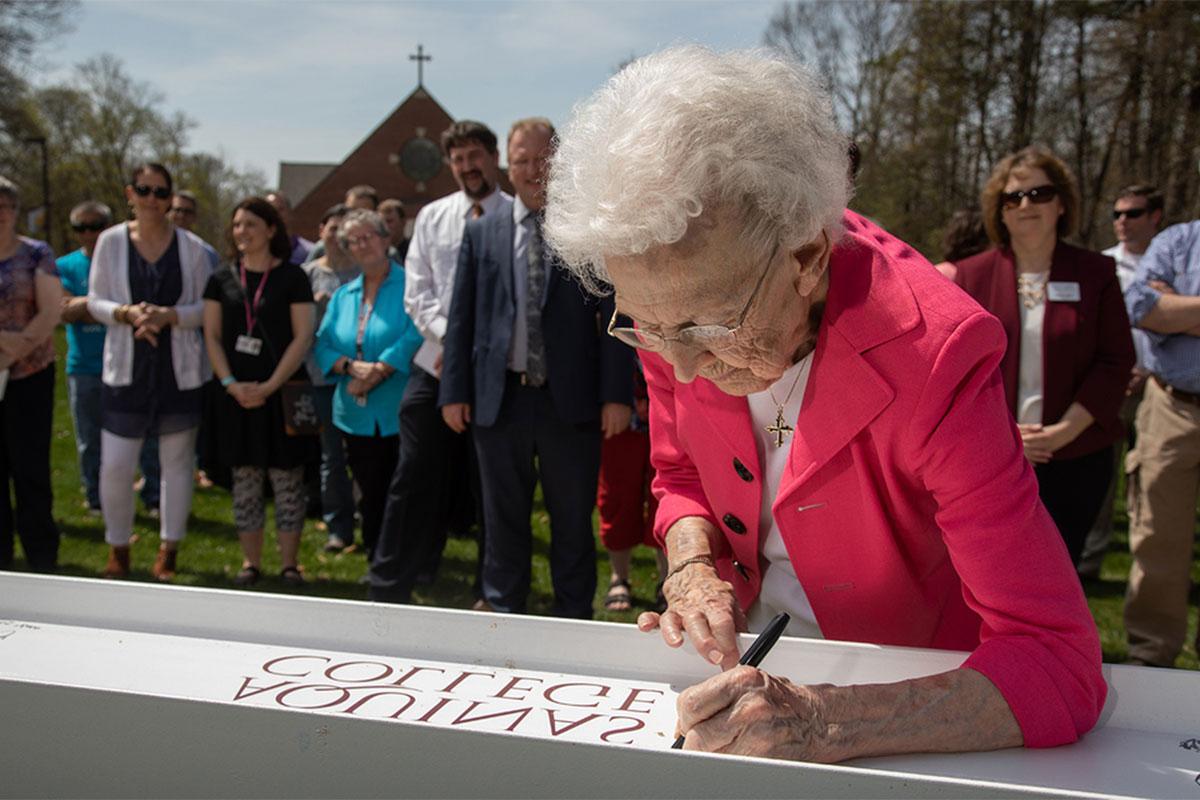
left=506, top=370, right=545, bottom=388
left=1153, top=375, right=1200, bottom=406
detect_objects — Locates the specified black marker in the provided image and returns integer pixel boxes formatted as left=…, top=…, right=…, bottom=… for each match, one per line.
left=672, top=612, right=791, bottom=750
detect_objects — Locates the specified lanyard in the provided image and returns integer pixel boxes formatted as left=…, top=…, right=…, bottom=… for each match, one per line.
left=355, top=299, right=374, bottom=359
left=239, top=262, right=271, bottom=335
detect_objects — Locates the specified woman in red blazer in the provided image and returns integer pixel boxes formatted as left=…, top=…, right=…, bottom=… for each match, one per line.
left=954, top=145, right=1135, bottom=566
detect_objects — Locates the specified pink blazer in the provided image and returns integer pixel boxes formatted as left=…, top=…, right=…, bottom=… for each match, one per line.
left=643, top=212, right=1105, bottom=748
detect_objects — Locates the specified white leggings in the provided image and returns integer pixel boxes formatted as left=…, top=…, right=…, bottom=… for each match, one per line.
left=101, top=428, right=197, bottom=546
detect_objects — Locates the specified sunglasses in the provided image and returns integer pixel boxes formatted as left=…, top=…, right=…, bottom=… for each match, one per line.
left=1113, top=207, right=1148, bottom=220
left=1001, top=184, right=1058, bottom=210
left=170, top=206, right=197, bottom=216
left=72, top=221, right=106, bottom=232
left=132, top=184, right=171, bottom=200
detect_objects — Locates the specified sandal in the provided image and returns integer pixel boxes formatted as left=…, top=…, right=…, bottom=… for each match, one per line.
left=603, top=578, right=633, bottom=612
left=654, top=579, right=668, bottom=614
left=280, top=566, right=305, bottom=587
left=233, top=565, right=261, bottom=587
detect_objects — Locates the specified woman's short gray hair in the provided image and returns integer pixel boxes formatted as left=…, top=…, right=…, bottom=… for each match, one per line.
left=0, top=175, right=19, bottom=208
left=544, top=46, right=851, bottom=292
left=336, top=209, right=388, bottom=250
left=70, top=201, right=113, bottom=226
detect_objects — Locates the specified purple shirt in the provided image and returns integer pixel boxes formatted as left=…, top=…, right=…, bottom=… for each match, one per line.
left=0, top=237, right=58, bottom=378
left=290, top=236, right=314, bottom=266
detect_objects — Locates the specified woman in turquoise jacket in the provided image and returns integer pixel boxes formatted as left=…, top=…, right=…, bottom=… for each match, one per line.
left=314, top=210, right=422, bottom=560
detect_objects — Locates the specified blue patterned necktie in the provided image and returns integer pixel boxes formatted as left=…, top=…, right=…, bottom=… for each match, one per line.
left=525, top=213, right=547, bottom=387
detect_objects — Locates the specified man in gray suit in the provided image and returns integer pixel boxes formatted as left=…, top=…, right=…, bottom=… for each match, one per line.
left=440, top=118, right=634, bottom=618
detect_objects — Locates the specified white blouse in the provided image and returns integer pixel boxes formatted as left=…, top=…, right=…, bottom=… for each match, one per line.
left=744, top=353, right=823, bottom=639
left=1016, top=272, right=1048, bottom=425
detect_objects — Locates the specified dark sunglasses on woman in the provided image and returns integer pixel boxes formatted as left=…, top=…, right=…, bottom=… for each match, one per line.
left=1001, top=184, right=1058, bottom=210
left=132, top=184, right=171, bottom=200
left=1112, top=207, right=1148, bottom=220
left=71, top=221, right=106, bottom=232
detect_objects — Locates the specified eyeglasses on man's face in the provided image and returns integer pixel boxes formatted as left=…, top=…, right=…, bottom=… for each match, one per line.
left=607, top=240, right=780, bottom=353
left=1000, top=184, right=1058, bottom=211
left=1113, top=207, right=1148, bottom=221
left=72, top=221, right=106, bottom=232
left=132, top=184, right=171, bottom=200
left=170, top=205, right=197, bottom=217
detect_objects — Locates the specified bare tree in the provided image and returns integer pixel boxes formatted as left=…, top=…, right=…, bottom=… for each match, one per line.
left=764, top=0, right=1200, bottom=255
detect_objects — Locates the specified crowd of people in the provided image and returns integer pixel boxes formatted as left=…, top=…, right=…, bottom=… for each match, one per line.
left=0, top=49, right=1194, bottom=688
left=0, top=118, right=661, bottom=619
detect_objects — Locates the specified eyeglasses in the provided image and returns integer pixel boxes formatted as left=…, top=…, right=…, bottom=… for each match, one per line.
left=1113, top=207, right=1148, bottom=220
left=132, top=184, right=171, bottom=200
left=169, top=206, right=196, bottom=217
left=607, top=240, right=780, bottom=353
left=1001, top=184, right=1058, bottom=210
left=344, top=234, right=380, bottom=248
left=72, top=221, right=106, bottom=232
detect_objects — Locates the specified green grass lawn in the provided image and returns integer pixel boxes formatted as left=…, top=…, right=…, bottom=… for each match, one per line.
left=11, top=332, right=1200, bottom=669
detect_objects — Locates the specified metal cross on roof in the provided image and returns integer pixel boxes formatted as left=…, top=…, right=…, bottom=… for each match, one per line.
left=409, top=44, right=432, bottom=86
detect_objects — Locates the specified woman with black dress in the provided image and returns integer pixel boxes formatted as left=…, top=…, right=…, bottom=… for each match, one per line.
left=88, top=163, right=213, bottom=581
left=203, top=197, right=316, bottom=587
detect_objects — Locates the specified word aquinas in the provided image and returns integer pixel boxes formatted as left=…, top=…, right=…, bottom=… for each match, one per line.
left=231, top=654, right=670, bottom=745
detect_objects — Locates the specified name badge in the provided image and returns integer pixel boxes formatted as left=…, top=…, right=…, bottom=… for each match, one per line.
left=234, top=335, right=263, bottom=356
left=1047, top=281, right=1081, bottom=302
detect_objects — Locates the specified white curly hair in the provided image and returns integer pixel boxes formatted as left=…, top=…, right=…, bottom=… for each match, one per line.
left=544, top=45, right=851, bottom=293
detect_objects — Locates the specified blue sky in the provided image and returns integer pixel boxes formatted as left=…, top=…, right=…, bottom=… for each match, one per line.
left=41, top=0, right=778, bottom=184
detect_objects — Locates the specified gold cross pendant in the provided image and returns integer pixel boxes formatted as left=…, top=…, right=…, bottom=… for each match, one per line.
left=765, top=408, right=794, bottom=448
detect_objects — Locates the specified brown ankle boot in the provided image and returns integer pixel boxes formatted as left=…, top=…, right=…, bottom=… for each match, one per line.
left=151, top=547, right=177, bottom=582
left=104, top=546, right=131, bottom=579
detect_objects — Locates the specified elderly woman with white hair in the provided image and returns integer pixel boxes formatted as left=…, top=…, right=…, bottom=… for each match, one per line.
left=544, top=46, right=1105, bottom=762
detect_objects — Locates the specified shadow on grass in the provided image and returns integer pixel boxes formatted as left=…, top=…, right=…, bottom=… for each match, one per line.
left=1081, top=576, right=1129, bottom=600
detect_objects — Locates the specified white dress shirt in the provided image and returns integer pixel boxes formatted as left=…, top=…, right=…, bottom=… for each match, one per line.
left=1104, top=242, right=1150, bottom=370
left=403, top=188, right=512, bottom=343
left=1104, top=242, right=1142, bottom=292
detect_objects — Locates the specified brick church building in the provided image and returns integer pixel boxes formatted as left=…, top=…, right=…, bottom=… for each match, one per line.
left=280, top=62, right=506, bottom=241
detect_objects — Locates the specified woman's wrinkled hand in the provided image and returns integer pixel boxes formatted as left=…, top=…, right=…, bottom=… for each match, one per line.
left=675, top=666, right=835, bottom=761
left=129, top=302, right=176, bottom=331
left=0, top=330, right=32, bottom=358
left=345, top=377, right=373, bottom=398
left=1019, top=421, right=1075, bottom=464
left=637, top=562, right=746, bottom=670
left=228, top=381, right=265, bottom=410
left=347, top=360, right=375, bottom=381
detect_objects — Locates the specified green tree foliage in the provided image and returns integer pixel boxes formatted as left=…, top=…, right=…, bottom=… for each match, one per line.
left=1, top=53, right=264, bottom=253
left=765, top=0, right=1200, bottom=259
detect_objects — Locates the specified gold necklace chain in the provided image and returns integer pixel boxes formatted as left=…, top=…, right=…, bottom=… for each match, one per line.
left=764, top=359, right=808, bottom=448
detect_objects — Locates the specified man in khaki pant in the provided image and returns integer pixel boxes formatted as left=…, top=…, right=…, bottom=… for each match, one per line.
left=1123, top=219, right=1200, bottom=667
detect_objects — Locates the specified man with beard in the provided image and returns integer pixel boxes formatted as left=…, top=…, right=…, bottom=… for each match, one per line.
left=440, top=118, right=633, bottom=618
left=368, top=121, right=511, bottom=605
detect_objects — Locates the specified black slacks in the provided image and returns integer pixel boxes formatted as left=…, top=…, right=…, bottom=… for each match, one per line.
left=0, top=364, right=59, bottom=572
left=369, top=369, right=466, bottom=603
left=1035, top=444, right=1114, bottom=567
left=343, top=431, right=399, bottom=562
left=473, top=374, right=600, bottom=619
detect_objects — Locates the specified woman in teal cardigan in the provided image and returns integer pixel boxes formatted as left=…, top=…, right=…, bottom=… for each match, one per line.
left=314, top=210, right=422, bottom=560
